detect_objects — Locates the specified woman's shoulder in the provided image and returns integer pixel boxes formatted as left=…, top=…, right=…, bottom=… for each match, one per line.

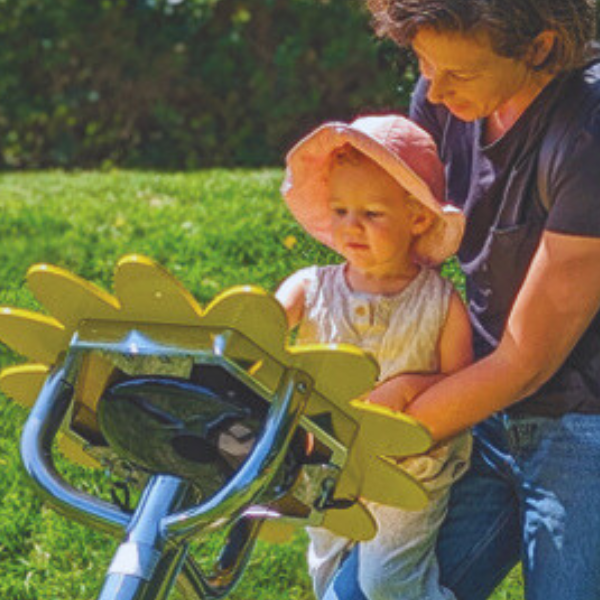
left=547, top=80, right=600, bottom=169
left=570, top=61, right=600, bottom=132
left=538, top=60, right=600, bottom=235
left=547, top=60, right=600, bottom=139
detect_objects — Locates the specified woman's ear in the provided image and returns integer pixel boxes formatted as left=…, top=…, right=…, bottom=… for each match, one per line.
left=527, top=30, right=557, bottom=70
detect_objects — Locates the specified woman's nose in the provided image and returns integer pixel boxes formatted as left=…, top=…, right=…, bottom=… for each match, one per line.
left=427, top=73, right=452, bottom=104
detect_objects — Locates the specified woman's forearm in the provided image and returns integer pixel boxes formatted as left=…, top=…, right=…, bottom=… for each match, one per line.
left=407, top=232, right=600, bottom=442
left=403, top=344, right=534, bottom=441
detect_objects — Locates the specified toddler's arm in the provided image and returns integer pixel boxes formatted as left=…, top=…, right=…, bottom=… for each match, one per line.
left=275, top=268, right=312, bottom=329
left=369, top=290, right=473, bottom=411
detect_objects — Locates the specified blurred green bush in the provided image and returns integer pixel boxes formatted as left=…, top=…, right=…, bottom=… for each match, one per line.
left=0, top=0, right=415, bottom=169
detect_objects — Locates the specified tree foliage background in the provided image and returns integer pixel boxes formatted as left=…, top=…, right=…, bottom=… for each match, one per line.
left=2, top=0, right=598, bottom=170
left=0, top=0, right=414, bottom=169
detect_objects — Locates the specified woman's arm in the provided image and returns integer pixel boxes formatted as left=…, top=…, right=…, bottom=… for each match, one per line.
left=404, top=231, right=600, bottom=442
left=369, top=289, right=473, bottom=411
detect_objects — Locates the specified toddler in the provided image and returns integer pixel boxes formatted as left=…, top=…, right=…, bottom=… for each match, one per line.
left=276, top=115, right=473, bottom=600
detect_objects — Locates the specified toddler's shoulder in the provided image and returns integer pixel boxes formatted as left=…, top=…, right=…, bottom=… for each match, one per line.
left=278, top=266, right=316, bottom=296
left=419, top=267, right=456, bottom=297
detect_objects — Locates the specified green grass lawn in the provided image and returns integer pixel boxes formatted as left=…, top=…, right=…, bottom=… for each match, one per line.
left=0, top=170, right=523, bottom=599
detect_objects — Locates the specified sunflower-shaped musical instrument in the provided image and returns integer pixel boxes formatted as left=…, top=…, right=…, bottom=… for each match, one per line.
left=0, top=255, right=431, bottom=544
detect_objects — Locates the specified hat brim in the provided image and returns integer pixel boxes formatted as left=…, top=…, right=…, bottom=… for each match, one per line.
left=282, top=122, right=465, bottom=265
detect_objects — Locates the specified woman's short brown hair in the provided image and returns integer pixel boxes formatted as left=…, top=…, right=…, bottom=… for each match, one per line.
left=367, top=0, right=597, bottom=73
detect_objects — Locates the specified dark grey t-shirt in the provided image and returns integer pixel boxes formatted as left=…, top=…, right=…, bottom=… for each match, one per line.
left=411, top=61, right=600, bottom=416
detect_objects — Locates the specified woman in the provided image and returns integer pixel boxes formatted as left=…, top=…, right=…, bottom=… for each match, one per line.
left=323, top=1, right=600, bottom=599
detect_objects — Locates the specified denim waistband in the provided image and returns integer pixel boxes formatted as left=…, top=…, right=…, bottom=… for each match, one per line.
left=499, top=413, right=558, bottom=456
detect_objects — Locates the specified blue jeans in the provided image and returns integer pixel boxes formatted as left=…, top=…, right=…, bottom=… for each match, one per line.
left=323, top=413, right=600, bottom=600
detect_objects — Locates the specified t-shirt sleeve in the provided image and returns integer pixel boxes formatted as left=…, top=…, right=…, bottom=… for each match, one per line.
left=545, top=106, right=600, bottom=237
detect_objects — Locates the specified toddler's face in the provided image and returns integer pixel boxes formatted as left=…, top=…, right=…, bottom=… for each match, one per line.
left=328, top=158, right=425, bottom=279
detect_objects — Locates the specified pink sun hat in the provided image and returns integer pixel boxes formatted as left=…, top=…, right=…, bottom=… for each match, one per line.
left=281, top=114, right=465, bottom=265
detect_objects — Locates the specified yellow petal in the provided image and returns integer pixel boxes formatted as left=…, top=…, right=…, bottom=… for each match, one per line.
left=349, top=399, right=431, bottom=457
left=57, top=435, right=102, bottom=469
left=0, top=364, right=49, bottom=407
left=321, top=500, right=377, bottom=541
left=291, top=345, right=378, bottom=407
left=27, top=264, right=121, bottom=330
left=113, top=254, right=204, bottom=325
left=361, top=456, right=429, bottom=510
left=258, top=521, right=295, bottom=544
left=203, top=287, right=288, bottom=360
left=0, top=308, right=67, bottom=363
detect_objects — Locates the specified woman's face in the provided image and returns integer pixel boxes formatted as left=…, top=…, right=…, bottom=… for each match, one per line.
left=412, top=27, right=540, bottom=122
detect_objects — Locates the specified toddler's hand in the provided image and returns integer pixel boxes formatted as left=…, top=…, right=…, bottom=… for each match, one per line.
left=367, top=380, right=410, bottom=412
left=367, top=373, right=445, bottom=412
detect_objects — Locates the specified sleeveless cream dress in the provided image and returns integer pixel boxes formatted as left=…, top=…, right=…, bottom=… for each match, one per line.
left=296, top=264, right=471, bottom=600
